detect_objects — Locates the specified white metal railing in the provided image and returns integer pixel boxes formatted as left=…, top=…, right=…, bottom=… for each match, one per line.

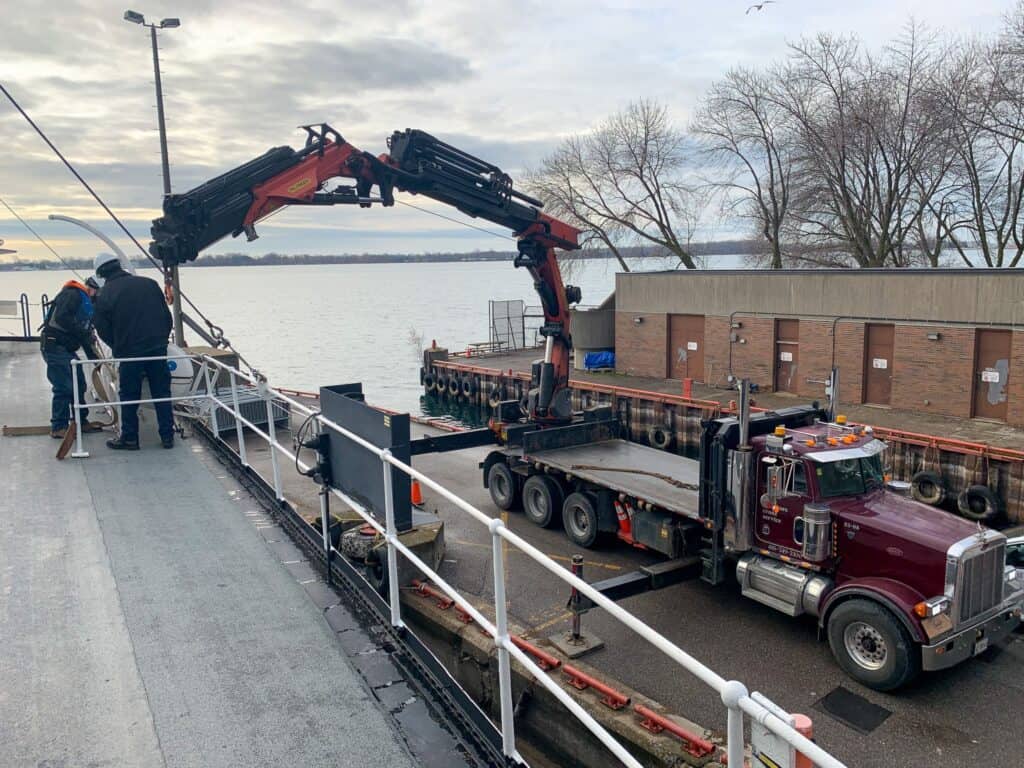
left=69, top=353, right=847, bottom=768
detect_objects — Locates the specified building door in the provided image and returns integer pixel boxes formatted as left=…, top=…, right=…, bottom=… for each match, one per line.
left=863, top=324, right=895, bottom=405
left=973, top=329, right=1011, bottom=420
left=668, top=314, right=705, bottom=381
left=774, top=319, right=799, bottom=393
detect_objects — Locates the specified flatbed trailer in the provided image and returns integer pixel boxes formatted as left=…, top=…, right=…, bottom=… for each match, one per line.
left=524, top=439, right=701, bottom=520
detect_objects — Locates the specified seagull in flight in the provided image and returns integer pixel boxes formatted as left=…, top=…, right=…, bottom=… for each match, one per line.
left=746, top=1, right=776, bottom=13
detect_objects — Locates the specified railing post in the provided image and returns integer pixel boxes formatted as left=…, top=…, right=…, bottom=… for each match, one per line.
left=489, top=518, right=517, bottom=759
left=263, top=383, right=283, bottom=501
left=320, top=484, right=332, bottom=586
left=571, top=554, right=583, bottom=641
left=70, top=358, right=88, bottom=458
left=203, top=361, right=220, bottom=440
left=380, top=451, right=404, bottom=629
left=722, top=680, right=749, bottom=768
left=228, top=369, right=247, bottom=466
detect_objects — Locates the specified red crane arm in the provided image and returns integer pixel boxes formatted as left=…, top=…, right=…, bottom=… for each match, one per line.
left=150, top=124, right=582, bottom=422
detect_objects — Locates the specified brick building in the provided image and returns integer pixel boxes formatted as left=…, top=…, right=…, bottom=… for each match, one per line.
left=610, top=269, right=1024, bottom=425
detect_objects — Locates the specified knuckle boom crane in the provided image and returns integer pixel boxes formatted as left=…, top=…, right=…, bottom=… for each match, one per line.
left=149, top=124, right=582, bottom=424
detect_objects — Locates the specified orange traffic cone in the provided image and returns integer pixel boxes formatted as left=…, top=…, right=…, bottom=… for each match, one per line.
left=411, top=479, right=424, bottom=507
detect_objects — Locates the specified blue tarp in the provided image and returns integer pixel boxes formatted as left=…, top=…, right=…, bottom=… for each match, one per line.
left=584, top=351, right=615, bottom=370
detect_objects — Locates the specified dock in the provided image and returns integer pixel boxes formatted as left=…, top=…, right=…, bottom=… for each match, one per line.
left=0, top=343, right=469, bottom=768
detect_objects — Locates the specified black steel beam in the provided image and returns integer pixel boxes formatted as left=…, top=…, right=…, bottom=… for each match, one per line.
left=409, top=427, right=497, bottom=456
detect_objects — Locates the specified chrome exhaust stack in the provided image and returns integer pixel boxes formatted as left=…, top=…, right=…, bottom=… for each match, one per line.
left=725, top=379, right=754, bottom=553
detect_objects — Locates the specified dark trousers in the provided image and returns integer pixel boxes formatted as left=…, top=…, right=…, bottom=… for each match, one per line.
left=119, top=350, right=174, bottom=442
left=42, top=346, right=89, bottom=430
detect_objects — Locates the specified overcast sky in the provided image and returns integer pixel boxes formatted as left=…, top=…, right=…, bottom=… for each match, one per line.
left=0, top=0, right=1012, bottom=264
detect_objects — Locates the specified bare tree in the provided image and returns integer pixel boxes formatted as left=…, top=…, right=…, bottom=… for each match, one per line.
left=933, top=35, right=1024, bottom=267
left=526, top=100, right=706, bottom=270
left=692, top=66, right=793, bottom=268
left=773, top=27, right=950, bottom=267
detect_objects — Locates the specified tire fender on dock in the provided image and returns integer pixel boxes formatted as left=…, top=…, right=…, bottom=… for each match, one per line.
left=957, top=485, right=1002, bottom=524
left=910, top=471, right=946, bottom=506
left=647, top=424, right=673, bottom=451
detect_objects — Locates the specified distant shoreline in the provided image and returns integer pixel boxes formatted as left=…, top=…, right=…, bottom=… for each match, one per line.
left=0, top=241, right=758, bottom=272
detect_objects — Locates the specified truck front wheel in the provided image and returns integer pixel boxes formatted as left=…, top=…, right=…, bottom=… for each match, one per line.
left=827, top=599, right=920, bottom=691
left=563, top=492, right=600, bottom=548
left=487, top=462, right=520, bottom=510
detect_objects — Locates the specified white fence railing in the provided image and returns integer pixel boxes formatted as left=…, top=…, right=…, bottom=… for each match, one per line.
left=69, top=353, right=847, bottom=768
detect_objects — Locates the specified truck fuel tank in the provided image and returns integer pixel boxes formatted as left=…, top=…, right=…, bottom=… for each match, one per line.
left=737, top=553, right=832, bottom=618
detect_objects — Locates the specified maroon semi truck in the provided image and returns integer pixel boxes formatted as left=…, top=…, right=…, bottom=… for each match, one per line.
left=483, top=385, right=1024, bottom=690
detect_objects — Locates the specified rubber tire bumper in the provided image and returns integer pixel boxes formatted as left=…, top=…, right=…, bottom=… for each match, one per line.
left=487, top=461, right=520, bottom=510
left=910, top=471, right=946, bottom=506
left=448, top=376, right=462, bottom=397
left=563, top=492, right=600, bottom=548
left=647, top=424, right=673, bottom=450
left=423, top=372, right=437, bottom=393
left=827, top=598, right=920, bottom=691
left=434, top=373, right=448, bottom=396
left=522, top=475, right=565, bottom=528
left=461, top=377, right=476, bottom=398
left=957, top=485, right=1002, bottom=524
left=488, top=385, right=505, bottom=408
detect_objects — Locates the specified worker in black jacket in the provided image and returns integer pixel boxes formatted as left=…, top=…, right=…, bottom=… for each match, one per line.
left=93, top=255, right=175, bottom=450
left=40, top=276, right=103, bottom=438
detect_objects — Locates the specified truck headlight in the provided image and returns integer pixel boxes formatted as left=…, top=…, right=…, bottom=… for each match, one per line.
left=914, top=596, right=951, bottom=618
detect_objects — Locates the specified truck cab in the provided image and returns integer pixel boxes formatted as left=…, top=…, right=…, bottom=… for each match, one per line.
left=721, top=416, right=1024, bottom=690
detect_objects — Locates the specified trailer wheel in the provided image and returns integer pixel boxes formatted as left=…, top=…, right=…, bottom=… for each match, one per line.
left=910, top=471, right=945, bottom=506
left=957, top=485, right=1002, bottom=524
left=827, top=599, right=920, bottom=691
left=523, top=475, right=564, bottom=528
left=488, top=462, right=520, bottom=510
left=563, top=492, right=600, bottom=548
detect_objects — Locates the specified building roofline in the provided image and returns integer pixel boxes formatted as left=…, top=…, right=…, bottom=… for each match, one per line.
left=623, top=268, right=1024, bottom=277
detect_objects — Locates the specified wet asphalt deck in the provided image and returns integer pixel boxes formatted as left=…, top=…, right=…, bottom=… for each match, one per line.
left=466, top=348, right=1024, bottom=451
left=240, top=397, right=1024, bottom=768
left=0, top=343, right=444, bottom=768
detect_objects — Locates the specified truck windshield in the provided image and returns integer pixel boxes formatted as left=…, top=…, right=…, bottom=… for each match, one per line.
left=816, top=454, right=884, bottom=498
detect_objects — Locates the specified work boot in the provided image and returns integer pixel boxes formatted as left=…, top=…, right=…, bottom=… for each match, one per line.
left=106, top=436, right=140, bottom=451
left=50, top=427, right=67, bottom=439
left=161, top=436, right=174, bottom=449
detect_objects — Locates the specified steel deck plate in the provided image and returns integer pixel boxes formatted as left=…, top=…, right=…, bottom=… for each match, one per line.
left=527, top=439, right=701, bottom=516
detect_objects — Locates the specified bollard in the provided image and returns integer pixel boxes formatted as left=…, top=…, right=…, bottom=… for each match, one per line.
left=683, top=377, right=693, bottom=399
left=793, top=714, right=814, bottom=768
left=571, top=554, right=583, bottom=642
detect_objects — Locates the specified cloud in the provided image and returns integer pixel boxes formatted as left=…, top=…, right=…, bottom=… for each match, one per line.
left=0, top=0, right=1012, bottom=264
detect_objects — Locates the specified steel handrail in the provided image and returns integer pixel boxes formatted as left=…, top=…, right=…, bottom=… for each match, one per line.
left=68, top=352, right=847, bottom=768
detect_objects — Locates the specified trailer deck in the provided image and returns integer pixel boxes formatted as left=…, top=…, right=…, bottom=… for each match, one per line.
left=526, top=439, right=701, bottom=517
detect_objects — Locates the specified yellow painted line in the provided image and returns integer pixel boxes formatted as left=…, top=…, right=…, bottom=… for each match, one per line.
left=525, top=610, right=573, bottom=635
left=545, top=552, right=623, bottom=571
left=448, top=538, right=624, bottom=572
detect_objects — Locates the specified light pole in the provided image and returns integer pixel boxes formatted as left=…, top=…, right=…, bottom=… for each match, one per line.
left=124, top=9, right=184, bottom=346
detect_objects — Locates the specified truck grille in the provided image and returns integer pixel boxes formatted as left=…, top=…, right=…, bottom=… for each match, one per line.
left=956, top=541, right=1005, bottom=624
